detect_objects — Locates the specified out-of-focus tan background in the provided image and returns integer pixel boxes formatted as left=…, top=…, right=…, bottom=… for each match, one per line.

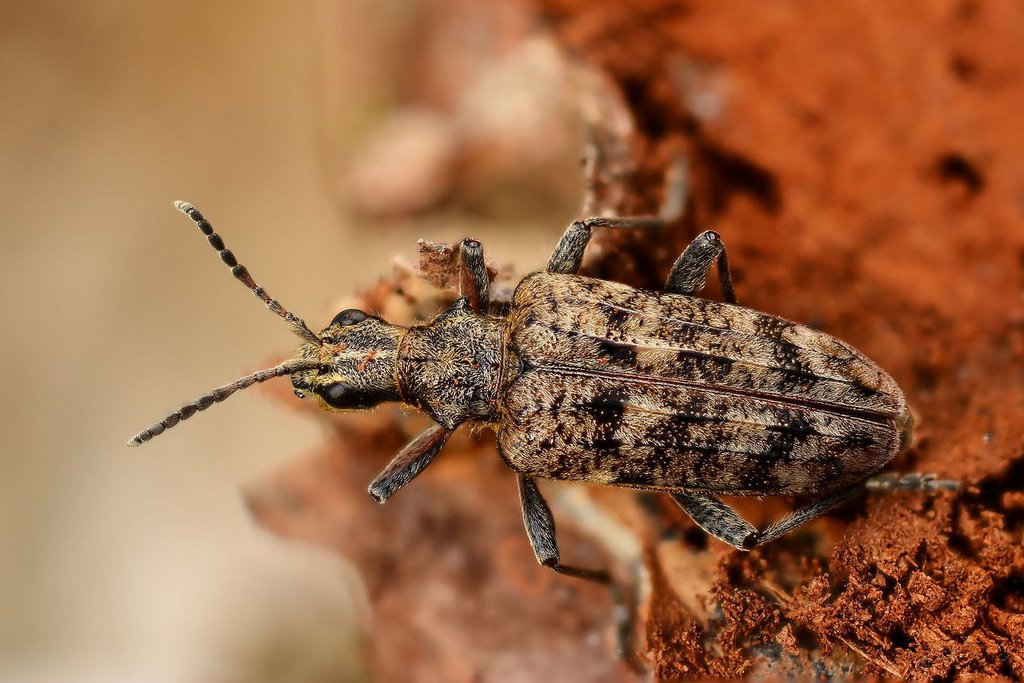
left=0, top=1, right=578, bottom=680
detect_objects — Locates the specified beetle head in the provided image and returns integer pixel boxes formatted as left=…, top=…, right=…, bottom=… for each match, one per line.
left=291, top=308, right=404, bottom=412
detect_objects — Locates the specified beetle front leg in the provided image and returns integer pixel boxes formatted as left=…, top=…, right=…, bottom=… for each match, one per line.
left=671, top=485, right=866, bottom=550
left=458, top=238, right=489, bottom=313
left=664, top=230, right=738, bottom=303
left=368, top=424, right=453, bottom=502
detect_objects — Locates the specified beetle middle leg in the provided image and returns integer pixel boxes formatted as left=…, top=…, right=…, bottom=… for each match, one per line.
left=671, top=486, right=866, bottom=550
left=518, top=474, right=612, bottom=582
left=547, top=155, right=688, bottom=275
left=518, top=474, right=637, bottom=658
left=663, top=230, right=738, bottom=304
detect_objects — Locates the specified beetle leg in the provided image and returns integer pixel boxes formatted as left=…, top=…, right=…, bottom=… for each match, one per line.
left=458, top=238, right=489, bottom=313
left=367, top=424, right=453, bottom=502
left=547, top=155, right=688, bottom=275
left=546, top=216, right=663, bottom=274
left=670, top=491, right=757, bottom=549
left=864, top=472, right=961, bottom=492
left=520, top=475, right=638, bottom=663
left=517, top=474, right=612, bottom=582
left=672, top=485, right=865, bottom=550
left=518, top=474, right=637, bottom=660
left=664, top=230, right=738, bottom=303
left=743, top=485, right=866, bottom=548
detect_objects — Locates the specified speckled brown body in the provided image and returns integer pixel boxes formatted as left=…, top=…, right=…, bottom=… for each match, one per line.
left=359, top=271, right=909, bottom=498
left=132, top=202, right=952, bottom=569
left=494, top=273, right=909, bottom=496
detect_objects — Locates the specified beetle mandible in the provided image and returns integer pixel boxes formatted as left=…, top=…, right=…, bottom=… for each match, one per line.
left=130, top=176, right=957, bottom=585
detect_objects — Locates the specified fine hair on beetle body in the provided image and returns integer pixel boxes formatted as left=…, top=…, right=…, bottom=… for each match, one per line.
left=131, top=161, right=958, bottom=595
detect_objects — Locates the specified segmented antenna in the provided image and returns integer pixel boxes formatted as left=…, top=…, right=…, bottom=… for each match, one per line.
left=174, top=201, right=321, bottom=346
left=127, top=358, right=324, bottom=446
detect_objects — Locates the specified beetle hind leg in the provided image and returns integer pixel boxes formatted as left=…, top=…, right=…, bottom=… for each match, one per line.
left=670, top=491, right=757, bottom=548
left=864, top=472, right=961, bottom=492
left=671, top=486, right=866, bottom=550
left=674, top=474, right=960, bottom=550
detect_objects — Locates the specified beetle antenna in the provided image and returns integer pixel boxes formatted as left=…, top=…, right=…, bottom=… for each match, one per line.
left=127, top=358, right=324, bottom=446
left=174, top=201, right=322, bottom=346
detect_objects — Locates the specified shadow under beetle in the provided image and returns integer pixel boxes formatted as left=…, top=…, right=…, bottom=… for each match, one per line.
left=130, top=182, right=957, bottom=586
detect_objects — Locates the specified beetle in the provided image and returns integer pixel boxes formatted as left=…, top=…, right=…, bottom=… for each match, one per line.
left=130, top=191, right=956, bottom=584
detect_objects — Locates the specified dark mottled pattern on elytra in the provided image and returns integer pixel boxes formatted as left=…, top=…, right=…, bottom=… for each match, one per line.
left=508, top=273, right=904, bottom=417
left=496, top=273, right=907, bottom=496
left=499, top=372, right=896, bottom=494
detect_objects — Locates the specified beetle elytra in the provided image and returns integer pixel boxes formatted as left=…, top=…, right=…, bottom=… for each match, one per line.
left=130, top=187, right=957, bottom=584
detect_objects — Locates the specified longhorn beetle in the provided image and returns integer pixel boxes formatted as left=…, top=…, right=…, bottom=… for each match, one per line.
left=130, top=177, right=957, bottom=587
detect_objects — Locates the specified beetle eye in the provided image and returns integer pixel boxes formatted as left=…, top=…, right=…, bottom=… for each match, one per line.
left=331, top=308, right=369, bottom=327
left=321, top=382, right=379, bottom=410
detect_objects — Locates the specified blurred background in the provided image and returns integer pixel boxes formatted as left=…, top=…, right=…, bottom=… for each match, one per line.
left=0, top=1, right=581, bottom=680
